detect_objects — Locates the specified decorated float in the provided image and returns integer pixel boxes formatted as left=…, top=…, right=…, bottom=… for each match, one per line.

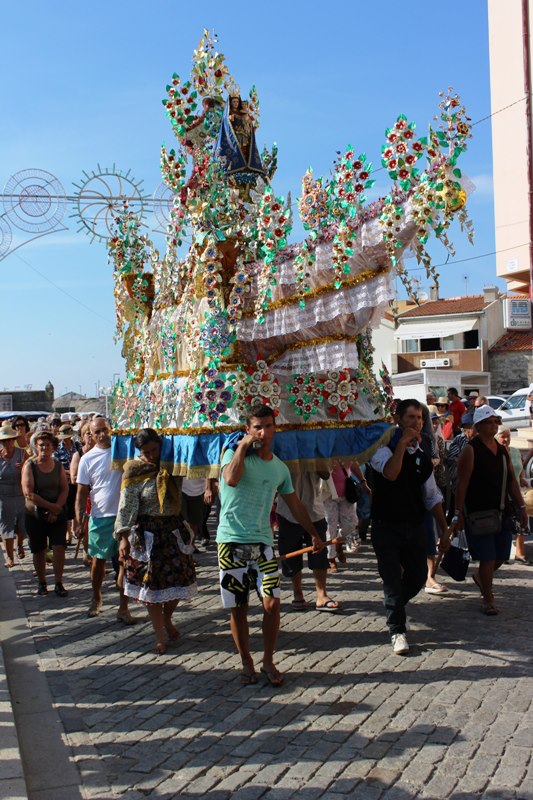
left=110, top=31, right=474, bottom=475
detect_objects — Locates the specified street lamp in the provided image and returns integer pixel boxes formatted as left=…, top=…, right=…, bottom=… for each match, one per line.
left=99, top=386, right=113, bottom=419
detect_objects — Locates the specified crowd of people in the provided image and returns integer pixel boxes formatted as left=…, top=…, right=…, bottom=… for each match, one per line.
left=0, top=393, right=531, bottom=685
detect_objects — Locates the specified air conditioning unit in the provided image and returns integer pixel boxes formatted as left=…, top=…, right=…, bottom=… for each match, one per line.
left=420, top=357, right=451, bottom=368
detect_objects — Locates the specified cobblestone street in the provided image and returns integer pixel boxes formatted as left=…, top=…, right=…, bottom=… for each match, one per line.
left=1, top=536, right=533, bottom=799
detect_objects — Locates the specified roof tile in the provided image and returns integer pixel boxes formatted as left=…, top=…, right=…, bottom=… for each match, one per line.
left=398, top=295, right=490, bottom=318
left=490, top=331, right=533, bottom=353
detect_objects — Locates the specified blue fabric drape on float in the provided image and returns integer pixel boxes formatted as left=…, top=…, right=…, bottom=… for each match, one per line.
left=111, top=422, right=393, bottom=474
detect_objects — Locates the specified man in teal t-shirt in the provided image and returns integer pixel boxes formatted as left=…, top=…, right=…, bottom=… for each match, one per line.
left=217, top=404, right=322, bottom=687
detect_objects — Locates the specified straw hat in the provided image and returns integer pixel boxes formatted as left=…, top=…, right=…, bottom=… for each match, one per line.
left=436, top=396, right=449, bottom=406
left=0, top=427, right=18, bottom=441
left=58, top=424, right=76, bottom=440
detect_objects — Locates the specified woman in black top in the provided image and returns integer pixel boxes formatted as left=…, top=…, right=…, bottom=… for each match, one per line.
left=456, top=406, right=528, bottom=615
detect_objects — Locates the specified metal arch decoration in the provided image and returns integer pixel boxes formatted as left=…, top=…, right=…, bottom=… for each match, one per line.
left=72, top=165, right=149, bottom=242
left=152, top=182, right=174, bottom=232
left=3, top=169, right=67, bottom=233
left=0, top=217, right=12, bottom=259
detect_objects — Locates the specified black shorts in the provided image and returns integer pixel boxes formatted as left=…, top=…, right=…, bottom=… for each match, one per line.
left=181, top=493, right=205, bottom=528
left=66, top=483, right=77, bottom=521
left=277, top=516, right=328, bottom=577
left=25, top=513, right=67, bottom=554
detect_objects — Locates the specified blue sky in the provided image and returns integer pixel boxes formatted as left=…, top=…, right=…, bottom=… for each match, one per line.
left=1, top=0, right=498, bottom=398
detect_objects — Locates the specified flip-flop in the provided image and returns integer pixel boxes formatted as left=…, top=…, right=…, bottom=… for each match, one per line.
left=316, top=599, right=340, bottom=612
left=291, top=599, right=308, bottom=610
left=17, top=546, right=25, bottom=559
left=260, top=667, right=284, bottom=687
left=240, top=670, right=258, bottom=686
left=514, top=557, right=533, bottom=565
left=481, top=602, right=499, bottom=616
left=424, top=584, right=448, bottom=594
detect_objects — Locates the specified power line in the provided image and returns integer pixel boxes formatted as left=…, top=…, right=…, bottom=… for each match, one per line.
left=407, top=242, right=530, bottom=272
left=13, top=252, right=115, bottom=325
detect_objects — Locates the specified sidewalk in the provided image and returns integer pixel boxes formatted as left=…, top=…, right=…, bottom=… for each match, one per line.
left=1, top=536, right=533, bottom=800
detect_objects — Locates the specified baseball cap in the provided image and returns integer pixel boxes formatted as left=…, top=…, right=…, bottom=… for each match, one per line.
left=473, top=404, right=501, bottom=425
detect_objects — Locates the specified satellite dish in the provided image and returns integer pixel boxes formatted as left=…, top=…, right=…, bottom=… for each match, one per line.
left=418, top=291, right=429, bottom=302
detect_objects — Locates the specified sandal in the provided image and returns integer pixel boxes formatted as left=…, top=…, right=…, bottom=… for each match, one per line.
left=291, top=598, right=308, bottom=610
left=316, top=598, right=340, bottom=612
left=240, top=669, right=258, bottom=686
left=87, top=600, right=102, bottom=617
left=336, top=543, right=347, bottom=564
left=4, top=558, right=14, bottom=569
left=154, top=642, right=167, bottom=655
left=17, top=545, right=25, bottom=560
left=260, top=667, right=284, bottom=687
left=481, top=602, right=499, bottom=616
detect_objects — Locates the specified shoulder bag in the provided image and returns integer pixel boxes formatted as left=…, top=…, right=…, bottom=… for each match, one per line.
left=465, top=452, right=507, bottom=536
left=341, top=466, right=359, bottom=504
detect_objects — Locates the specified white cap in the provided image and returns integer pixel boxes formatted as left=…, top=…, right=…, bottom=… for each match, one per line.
left=473, top=404, right=501, bottom=425
left=61, top=412, right=71, bottom=422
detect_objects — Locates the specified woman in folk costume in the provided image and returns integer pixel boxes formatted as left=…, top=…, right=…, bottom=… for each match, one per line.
left=115, top=428, right=197, bottom=654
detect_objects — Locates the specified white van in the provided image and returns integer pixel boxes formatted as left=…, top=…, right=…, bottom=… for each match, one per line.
left=497, top=388, right=532, bottom=429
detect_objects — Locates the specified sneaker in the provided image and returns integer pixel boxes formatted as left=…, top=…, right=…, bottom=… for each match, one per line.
left=37, top=582, right=48, bottom=596
left=391, top=633, right=409, bottom=655
left=54, top=582, right=68, bottom=597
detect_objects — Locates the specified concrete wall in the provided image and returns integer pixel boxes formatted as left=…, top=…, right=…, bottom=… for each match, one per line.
left=489, top=352, right=533, bottom=395
left=488, top=0, right=532, bottom=293
left=371, top=315, right=396, bottom=378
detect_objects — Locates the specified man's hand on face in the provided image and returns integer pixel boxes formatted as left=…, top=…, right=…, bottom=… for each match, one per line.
left=400, top=427, right=422, bottom=448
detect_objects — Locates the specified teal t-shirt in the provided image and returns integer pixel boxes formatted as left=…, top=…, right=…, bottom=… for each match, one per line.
left=217, top=448, right=293, bottom=545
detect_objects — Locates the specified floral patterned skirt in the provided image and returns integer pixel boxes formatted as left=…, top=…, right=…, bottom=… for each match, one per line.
left=124, top=514, right=197, bottom=605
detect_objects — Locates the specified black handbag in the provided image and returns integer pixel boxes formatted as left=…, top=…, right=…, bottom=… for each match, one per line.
left=341, top=466, right=359, bottom=504
left=440, top=531, right=470, bottom=581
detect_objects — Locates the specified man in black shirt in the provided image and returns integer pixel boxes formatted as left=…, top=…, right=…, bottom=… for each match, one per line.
left=369, top=399, right=450, bottom=654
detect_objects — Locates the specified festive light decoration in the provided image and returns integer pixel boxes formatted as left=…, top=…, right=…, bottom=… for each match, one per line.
left=108, top=33, right=475, bottom=474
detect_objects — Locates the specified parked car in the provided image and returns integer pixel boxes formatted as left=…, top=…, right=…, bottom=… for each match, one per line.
left=486, top=395, right=507, bottom=411
left=496, top=388, right=532, bottom=429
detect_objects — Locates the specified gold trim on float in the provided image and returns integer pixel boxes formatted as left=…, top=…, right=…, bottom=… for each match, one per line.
left=112, top=417, right=389, bottom=437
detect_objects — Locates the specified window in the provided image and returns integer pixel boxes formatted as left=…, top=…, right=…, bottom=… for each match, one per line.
left=442, top=335, right=456, bottom=352
left=420, top=337, right=441, bottom=351
left=463, top=330, right=479, bottom=349
left=404, top=339, right=419, bottom=353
